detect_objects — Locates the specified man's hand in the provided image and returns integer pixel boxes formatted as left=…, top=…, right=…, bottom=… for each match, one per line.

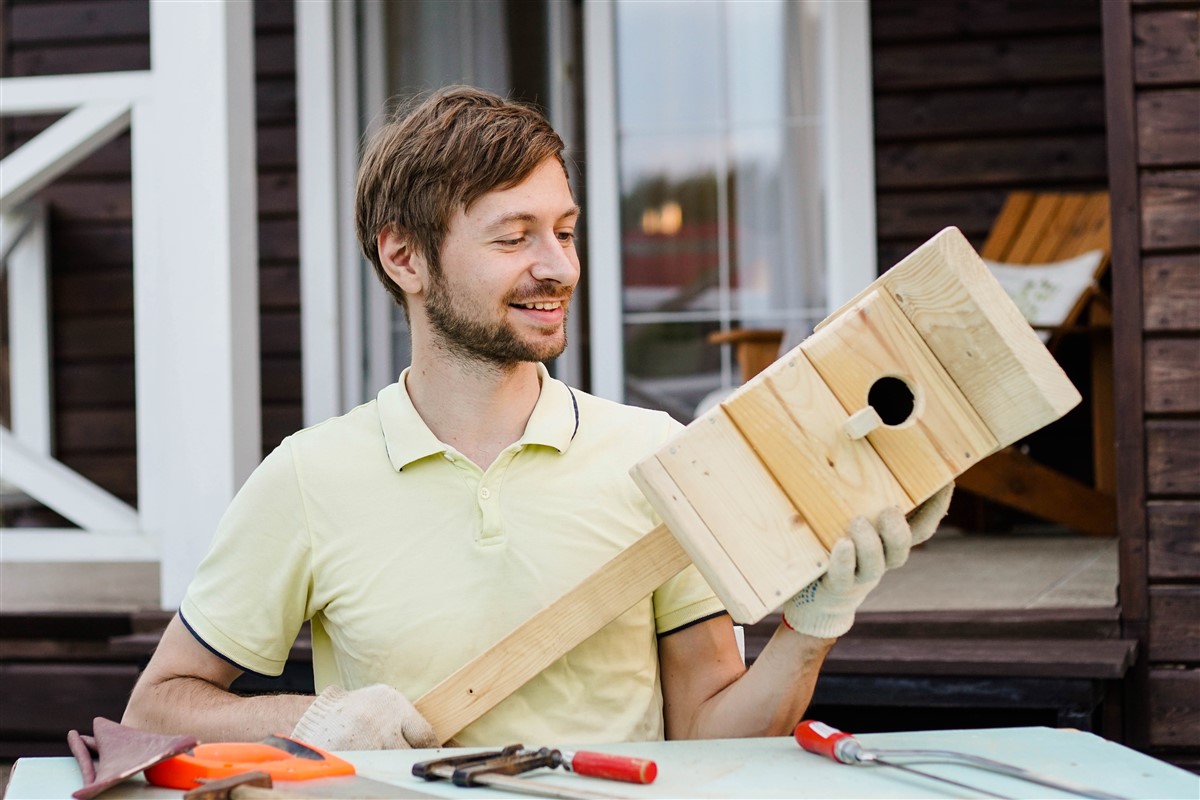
left=291, top=684, right=437, bottom=750
left=782, top=483, right=954, bottom=639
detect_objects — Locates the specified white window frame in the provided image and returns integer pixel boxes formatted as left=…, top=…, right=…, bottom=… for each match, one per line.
left=582, top=0, right=877, bottom=403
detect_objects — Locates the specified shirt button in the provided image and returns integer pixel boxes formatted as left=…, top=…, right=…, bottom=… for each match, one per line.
left=480, top=487, right=491, bottom=500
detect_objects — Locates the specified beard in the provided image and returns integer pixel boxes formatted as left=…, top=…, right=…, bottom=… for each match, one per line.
left=424, top=273, right=570, bottom=366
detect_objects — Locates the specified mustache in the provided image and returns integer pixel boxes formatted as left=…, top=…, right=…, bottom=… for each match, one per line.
left=507, top=281, right=574, bottom=305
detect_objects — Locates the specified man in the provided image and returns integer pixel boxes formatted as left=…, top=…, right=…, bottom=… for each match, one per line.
left=123, top=86, right=951, bottom=749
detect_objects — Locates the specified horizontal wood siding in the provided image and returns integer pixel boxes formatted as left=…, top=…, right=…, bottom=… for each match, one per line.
left=1110, top=0, right=1200, bottom=757
left=1, top=0, right=302, bottom=517
left=872, top=0, right=1109, bottom=271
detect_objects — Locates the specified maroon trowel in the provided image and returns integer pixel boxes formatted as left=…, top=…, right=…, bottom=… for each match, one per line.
left=68, top=716, right=198, bottom=799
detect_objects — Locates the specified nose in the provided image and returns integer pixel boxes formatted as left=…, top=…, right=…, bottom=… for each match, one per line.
left=530, top=234, right=580, bottom=287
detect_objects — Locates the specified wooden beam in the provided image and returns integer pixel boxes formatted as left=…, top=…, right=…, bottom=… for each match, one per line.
left=414, top=524, right=691, bottom=745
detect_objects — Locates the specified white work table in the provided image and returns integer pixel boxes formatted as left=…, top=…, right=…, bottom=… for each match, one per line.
left=5, top=727, right=1197, bottom=799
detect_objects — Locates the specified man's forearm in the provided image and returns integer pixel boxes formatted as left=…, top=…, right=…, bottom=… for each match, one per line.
left=683, top=624, right=835, bottom=740
left=123, top=674, right=314, bottom=742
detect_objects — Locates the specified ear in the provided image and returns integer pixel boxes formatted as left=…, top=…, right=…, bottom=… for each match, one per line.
left=378, top=226, right=427, bottom=295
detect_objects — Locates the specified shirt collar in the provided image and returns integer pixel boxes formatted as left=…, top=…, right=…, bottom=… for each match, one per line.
left=377, top=362, right=579, bottom=472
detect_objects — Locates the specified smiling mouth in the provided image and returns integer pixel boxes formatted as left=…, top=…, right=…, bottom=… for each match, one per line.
left=513, top=301, right=563, bottom=311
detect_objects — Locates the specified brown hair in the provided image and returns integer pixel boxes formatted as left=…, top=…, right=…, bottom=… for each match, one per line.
left=355, top=86, right=567, bottom=310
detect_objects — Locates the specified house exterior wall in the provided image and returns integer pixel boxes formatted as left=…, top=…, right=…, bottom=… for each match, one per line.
left=0, top=0, right=302, bottom=521
left=1104, top=0, right=1200, bottom=767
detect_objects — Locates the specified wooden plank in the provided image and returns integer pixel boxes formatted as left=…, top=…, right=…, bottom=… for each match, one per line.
left=56, top=362, right=135, bottom=407
left=259, top=218, right=300, bottom=261
left=1148, top=669, right=1200, bottom=748
left=1133, top=9, right=1200, bottom=86
left=872, top=34, right=1103, bottom=90
left=0, top=663, right=140, bottom=738
left=956, top=446, right=1116, bottom=536
left=53, top=271, right=133, bottom=316
left=871, top=0, right=1100, bottom=42
left=7, top=42, right=150, bottom=77
left=260, top=264, right=300, bottom=309
left=721, top=348, right=912, bottom=549
left=1145, top=338, right=1200, bottom=413
left=1147, top=420, right=1200, bottom=496
left=876, top=189, right=1007, bottom=241
left=875, top=135, right=1109, bottom=190
left=257, top=125, right=298, bottom=170
left=52, top=224, right=133, bottom=269
left=262, top=405, right=303, bottom=456
left=803, top=289, right=997, bottom=501
left=823, top=637, right=1136, bottom=680
left=1143, top=255, right=1200, bottom=331
left=1137, top=90, right=1200, bottom=167
left=40, top=179, right=132, bottom=222
left=1149, top=586, right=1200, bottom=662
left=8, top=1, right=150, bottom=43
left=1003, top=194, right=1068, bottom=263
left=58, top=453, right=138, bottom=502
left=980, top=192, right=1036, bottom=261
left=1148, top=502, right=1200, bottom=580
left=1050, top=192, right=1111, bottom=263
left=630, top=452, right=768, bottom=623
left=650, top=407, right=829, bottom=621
left=57, top=409, right=136, bottom=452
left=55, top=317, right=133, bottom=360
left=261, top=357, right=302, bottom=403
left=874, top=86, right=1106, bottom=141
left=260, top=311, right=301, bottom=355
left=1140, top=169, right=1200, bottom=250
left=413, top=524, right=692, bottom=744
left=828, top=228, right=1082, bottom=447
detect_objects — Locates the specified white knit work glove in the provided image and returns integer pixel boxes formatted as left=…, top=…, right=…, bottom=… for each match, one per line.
left=291, top=684, right=437, bottom=750
left=782, top=483, right=954, bottom=639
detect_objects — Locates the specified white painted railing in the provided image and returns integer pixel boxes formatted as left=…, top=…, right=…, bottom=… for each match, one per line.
left=0, top=1, right=263, bottom=608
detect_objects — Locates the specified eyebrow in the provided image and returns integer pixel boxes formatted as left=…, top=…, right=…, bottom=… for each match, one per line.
left=482, top=206, right=581, bottom=232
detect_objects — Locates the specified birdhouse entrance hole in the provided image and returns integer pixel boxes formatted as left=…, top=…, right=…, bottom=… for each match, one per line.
left=868, top=376, right=916, bottom=426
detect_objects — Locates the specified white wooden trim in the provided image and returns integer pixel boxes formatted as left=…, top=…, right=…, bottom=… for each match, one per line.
left=0, top=428, right=139, bottom=531
left=359, top=0, right=396, bottom=396
left=0, top=208, right=33, bottom=264
left=143, top=0, right=260, bottom=608
left=0, top=102, right=131, bottom=213
left=336, top=0, right=364, bottom=412
left=818, top=0, right=877, bottom=309
left=0, top=531, right=159, bottom=562
left=7, top=205, right=53, bottom=455
left=0, top=71, right=152, bottom=114
left=297, top=0, right=344, bottom=426
left=583, top=0, right=625, bottom=402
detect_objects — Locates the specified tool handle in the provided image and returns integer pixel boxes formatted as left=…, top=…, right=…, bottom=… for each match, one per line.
left=794, top=720, right=860, bottom=764
left=563, top=750, right=657, bottom=784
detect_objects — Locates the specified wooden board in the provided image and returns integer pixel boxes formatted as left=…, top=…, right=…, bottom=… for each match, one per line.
left=634, top=227, right=1080, bottom=624
left=824, top=227, right=1081, bottom=447
left=650, top=408, right=829, bottom=621
left=803, top=288, right=997, bottom=503
left=413, top=523, right=692, bottom=744
left=722, top=347, right=911, bottom=549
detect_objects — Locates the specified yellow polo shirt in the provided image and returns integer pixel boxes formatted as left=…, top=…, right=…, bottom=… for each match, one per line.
left=180, top=364, right=724, bottom=744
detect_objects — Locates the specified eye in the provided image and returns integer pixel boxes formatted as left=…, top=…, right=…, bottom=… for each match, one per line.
left=495, top=236, right=524, bottom=247
left=556, top=230, right=576, bottom=244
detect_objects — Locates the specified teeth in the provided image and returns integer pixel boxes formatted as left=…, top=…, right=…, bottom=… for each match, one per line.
left=520, top=301, right=560, bottom=310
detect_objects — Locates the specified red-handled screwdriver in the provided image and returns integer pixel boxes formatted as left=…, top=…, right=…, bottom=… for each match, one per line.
left=555, top=749, right=657, bottom=784
left=795, top=721, right=1126, bottom=800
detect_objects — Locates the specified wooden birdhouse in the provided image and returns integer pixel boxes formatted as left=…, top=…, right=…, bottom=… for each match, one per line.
left=630, top=227, right=1083, bottom=624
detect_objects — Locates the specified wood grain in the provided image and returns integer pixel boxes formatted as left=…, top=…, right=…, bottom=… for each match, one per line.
left=721, top=349, right=912, bottom=549
left=1140, top=170, right=1200, bottom=250
left=1137, top=90, right=1200, bottom=167
left=1148, top=502, right=1200, bottom=580
left=1146, top=420, right=1200, bottom=496
left=1143, top=256, right=1200, bottom=331
left=1133, top=9, right=1200, bottom=86
left=1148, top=669, right=1200, bottom=747
left=1145, top=338, right=1200, bottom=413
left=413, top=524, right=691, bottom=744
left=1149, top=586, right=1200, bottom=662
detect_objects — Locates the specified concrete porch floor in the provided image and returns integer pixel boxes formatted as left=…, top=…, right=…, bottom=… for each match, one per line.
left=861, top=526, right=1119, bottom=612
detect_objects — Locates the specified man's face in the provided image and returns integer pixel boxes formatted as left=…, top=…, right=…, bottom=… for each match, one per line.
left=422, top=157, right=581, bottom=366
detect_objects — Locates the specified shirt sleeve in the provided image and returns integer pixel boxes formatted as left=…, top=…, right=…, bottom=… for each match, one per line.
left=179, top=438, right=313, bottom=676
left=652, top=562, right=727, bottom=635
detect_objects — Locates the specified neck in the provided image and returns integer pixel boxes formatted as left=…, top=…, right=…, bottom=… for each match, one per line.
left=405, top=345, right=543, bottom=470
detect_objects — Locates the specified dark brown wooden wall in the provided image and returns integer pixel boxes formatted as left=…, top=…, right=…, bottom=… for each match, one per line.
left=1, top=0, right=302, bottom=515
left=1105, top=0, right=1200, bottom=763
left=871, top=0, right=1109, bottom=270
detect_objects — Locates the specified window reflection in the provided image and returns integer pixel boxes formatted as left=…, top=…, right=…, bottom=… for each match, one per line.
left=615, top=0, right=825, bottom=421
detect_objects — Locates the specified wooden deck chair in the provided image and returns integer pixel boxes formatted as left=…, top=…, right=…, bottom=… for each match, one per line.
left=954, top=191, right=1116, bottom=536
left=708, top=190, right=1116, bottom=536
